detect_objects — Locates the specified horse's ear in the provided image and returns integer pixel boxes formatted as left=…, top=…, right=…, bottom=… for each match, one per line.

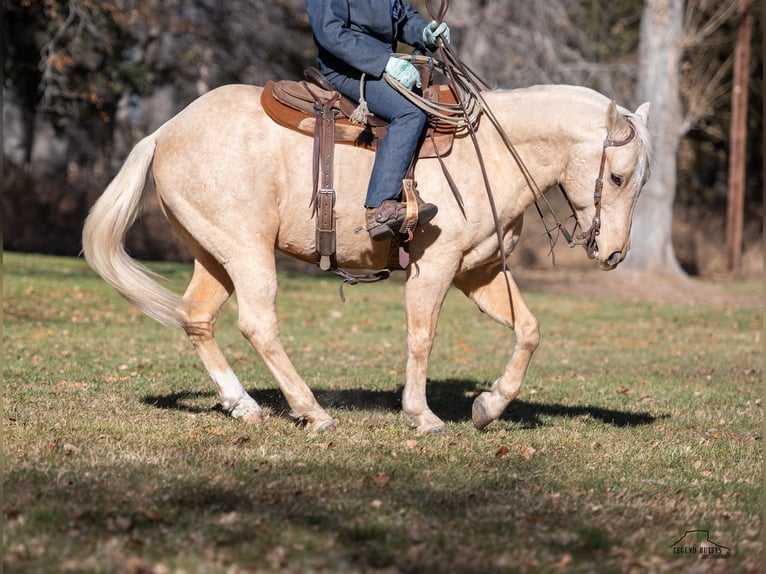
left=606, top=100, right=631, bottom=139
left=634, top=102, right=651, bottom=124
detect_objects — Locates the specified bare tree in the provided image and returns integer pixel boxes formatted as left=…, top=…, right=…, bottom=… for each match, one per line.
left=620, top=0, right=687, bottom=275
left=622, top=0, right=742, bottom=275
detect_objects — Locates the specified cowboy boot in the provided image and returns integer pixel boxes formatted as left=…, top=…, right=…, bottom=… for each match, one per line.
left=366, top=199, right=438, bottom=241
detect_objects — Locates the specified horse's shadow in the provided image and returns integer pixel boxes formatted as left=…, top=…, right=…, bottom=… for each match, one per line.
left=141, top=378, right=661, bottom=428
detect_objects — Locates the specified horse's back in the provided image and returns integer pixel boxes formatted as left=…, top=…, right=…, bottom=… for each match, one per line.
left=156, top=84, right=268, bottom=150
left=152, top=83, right=309, bottom=200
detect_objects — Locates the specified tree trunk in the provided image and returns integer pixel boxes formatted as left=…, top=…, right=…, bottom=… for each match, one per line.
left=621, top=0, right=686, bottom=276
left=725, top=0, right=753, bottom=273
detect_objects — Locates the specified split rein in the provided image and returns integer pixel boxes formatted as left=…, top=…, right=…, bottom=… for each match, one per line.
left=385, top=0, right=639, bottom=268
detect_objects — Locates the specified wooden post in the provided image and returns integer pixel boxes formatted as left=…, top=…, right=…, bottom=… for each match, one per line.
left=725, top=0, right=753, bottom=273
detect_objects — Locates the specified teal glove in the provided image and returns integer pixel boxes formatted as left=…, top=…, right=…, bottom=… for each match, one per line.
left=385, top=57, right=422, bottom=90
left=423, top=20, right=450, bottom=46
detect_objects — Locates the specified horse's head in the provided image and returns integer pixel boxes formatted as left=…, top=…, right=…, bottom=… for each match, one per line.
left=561, top=100, right=652, bottom=270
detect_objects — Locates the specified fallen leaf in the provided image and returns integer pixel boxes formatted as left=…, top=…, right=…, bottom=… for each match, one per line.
left=495, top=446, right=510, bottom=458
left=615, top=386, right=631, bottom=394
left=521, top=446, right=536, bottom=460
left=364, top=472, right=390, bottom=486
left=552, top=553, right=573, bottom=569
left=217, top=511, right=240, bottom=527
left=109, top=515, right=133, bottom=531
left=266, top=546, right=286, bottom=570
left=123, top=556, right=146, bottom=574
left=142, top=508, right=163, bottom=522
left=405, top=542, right=428, bottom=562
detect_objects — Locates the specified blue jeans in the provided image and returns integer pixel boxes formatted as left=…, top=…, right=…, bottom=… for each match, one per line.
left=325, top=71, right=427, bottom=208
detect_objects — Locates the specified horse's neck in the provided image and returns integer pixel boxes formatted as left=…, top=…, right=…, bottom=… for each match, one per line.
left=484, top=85, right=605, bottom=144
left=479, top=85, right=605, bottom=191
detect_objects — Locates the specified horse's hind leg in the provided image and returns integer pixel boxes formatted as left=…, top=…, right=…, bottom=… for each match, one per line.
left=453, top=262, right=540, bottom=429
left=226, top=254, right=335, bottom=431
left=177, top=258, right=263, bottom=423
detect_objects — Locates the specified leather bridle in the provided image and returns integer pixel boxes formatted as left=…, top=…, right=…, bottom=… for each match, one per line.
left=562, top=120, right=637, bottom=259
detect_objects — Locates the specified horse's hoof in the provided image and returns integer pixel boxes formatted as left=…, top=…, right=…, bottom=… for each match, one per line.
left=472, top=393, right=495, bottom=430
left=404, top=411, right=446, bottom=434
left=309, top=418, right=337, bottom=432
left=240, top=410, right=263, bottom=424
left=230, top=399, right=263, bottom=424
left=421, top=423, right=446, bottom=435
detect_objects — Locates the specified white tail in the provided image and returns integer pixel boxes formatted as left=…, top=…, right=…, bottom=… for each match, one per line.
left=82, top=133, right=182, bottom=327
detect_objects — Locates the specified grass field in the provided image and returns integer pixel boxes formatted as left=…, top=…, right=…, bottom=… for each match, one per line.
left=3, top=252, right=762, bottom=573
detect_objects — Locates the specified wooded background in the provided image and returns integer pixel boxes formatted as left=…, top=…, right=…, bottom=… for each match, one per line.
left=3, top=0, right=763, bottom=277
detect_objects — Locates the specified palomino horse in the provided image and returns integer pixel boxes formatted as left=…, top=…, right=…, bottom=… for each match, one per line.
left=82, top=83, right=651, bottom=433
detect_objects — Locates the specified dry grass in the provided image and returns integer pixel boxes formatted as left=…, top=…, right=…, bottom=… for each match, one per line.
left=3, top=252, right=762, bottom=573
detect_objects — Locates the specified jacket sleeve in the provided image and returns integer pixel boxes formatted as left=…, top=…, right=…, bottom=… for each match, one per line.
left=398, top=1, right=429, bottom=50
left=306, top=0, right=392, bottom=77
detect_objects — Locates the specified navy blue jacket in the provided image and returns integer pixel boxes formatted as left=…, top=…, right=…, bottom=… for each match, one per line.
left=306, top=0, right=429, bottom=78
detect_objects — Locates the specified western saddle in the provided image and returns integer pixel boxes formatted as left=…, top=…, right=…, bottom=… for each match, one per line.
left=261, top=66, right=458, bottom=274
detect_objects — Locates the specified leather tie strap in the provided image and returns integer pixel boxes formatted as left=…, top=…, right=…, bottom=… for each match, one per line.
left=313, top=92, right=339, bottom=271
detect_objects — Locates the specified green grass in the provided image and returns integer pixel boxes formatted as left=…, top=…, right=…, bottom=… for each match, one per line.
left=3, top=252, right=762, bottom=573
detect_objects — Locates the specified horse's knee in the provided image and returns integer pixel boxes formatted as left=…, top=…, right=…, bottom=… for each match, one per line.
left=407, top=327, right=436, bottom=357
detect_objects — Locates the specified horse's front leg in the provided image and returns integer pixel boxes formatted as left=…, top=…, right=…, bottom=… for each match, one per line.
left=453, top=262, right=540, bottom=429
left=402, top=265, right=455, bottom=434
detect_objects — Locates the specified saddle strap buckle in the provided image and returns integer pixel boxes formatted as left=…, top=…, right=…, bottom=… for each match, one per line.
left=316, top=188, right=336, bottom=271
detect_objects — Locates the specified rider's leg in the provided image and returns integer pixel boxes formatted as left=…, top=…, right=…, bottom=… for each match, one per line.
left=326, top=72, right=437, bottom=240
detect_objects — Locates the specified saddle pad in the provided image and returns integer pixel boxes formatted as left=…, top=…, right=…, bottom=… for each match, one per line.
left=261, top=81, right=456, bottom=157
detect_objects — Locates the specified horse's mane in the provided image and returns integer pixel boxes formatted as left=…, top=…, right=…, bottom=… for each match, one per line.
left=489, top=84, right=652, bottom=161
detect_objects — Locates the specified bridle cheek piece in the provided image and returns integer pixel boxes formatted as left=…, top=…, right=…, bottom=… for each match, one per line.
left=569, top=119, right=637, bottom=259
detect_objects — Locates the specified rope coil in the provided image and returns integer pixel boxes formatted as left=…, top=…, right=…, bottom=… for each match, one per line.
left=383, top=53, right=483, bottom=133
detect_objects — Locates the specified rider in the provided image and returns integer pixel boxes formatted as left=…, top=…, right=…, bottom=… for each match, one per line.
left=306, top=0, right=450, bottom=241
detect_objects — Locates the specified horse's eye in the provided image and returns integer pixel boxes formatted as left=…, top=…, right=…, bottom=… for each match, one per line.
left=610, top=173, right=624, bottom=187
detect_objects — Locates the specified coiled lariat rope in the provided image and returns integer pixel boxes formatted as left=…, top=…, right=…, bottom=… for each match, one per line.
left=384, top=53, right=483, bottom=134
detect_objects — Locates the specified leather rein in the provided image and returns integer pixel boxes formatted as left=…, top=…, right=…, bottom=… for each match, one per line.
left=425, top=0, right=638, bottom=267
